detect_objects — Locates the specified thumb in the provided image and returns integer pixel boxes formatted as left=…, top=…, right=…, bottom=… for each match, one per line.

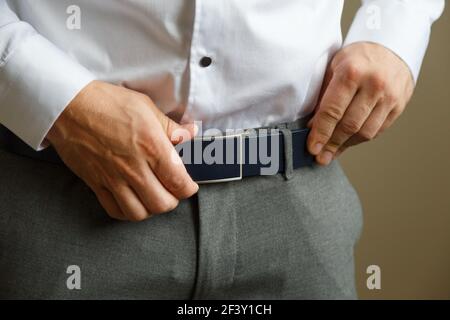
left=154, top=109, right=198, bottom=144
left=169, top=122, right=198, bottom=145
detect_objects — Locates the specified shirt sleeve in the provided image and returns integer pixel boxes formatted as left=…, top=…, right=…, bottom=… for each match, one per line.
left=0, top=1, right=96, bottom=150
left=344, top=0, right=445, bottom=83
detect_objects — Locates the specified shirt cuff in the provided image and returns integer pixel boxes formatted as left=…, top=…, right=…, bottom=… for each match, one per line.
left=0, top=33, right=95, bottom=150
left=344, top=0, right=440, bottom=83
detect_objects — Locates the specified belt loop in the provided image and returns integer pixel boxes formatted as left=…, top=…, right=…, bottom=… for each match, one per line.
left=277, top=127, right=294, bottom=180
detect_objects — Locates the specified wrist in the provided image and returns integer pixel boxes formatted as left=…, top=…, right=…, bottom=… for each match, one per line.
left=46, top=80, right=99, bottom=145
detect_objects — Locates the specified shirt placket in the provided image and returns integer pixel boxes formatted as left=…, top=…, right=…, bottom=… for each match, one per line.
left=181, top=0, right=219, bottom=129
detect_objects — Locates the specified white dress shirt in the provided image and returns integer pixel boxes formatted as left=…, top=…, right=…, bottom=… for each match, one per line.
left=0, top=0, right=444, bottom=150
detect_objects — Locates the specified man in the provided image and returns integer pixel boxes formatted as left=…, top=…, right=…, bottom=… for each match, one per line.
left=0, top=0, right=444, bottom=299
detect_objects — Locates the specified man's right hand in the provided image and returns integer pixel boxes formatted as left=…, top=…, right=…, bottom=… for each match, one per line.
left=46, top=81, right=199, bottom=222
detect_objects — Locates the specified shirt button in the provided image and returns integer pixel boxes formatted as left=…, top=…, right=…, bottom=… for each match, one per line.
left=199, top=56, right=212, bottom=68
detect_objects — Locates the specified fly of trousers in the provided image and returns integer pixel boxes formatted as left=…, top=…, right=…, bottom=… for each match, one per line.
left=0, top=148, right=363, bottom=299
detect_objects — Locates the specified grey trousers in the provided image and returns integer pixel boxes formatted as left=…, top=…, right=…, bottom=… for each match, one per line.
left=0, top=148, right=363, bottom=299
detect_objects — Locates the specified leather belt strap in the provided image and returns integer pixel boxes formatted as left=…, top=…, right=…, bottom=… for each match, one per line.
left=0, top=122, right=314, bottom=184
left=183, top=128, right=313, bottom=183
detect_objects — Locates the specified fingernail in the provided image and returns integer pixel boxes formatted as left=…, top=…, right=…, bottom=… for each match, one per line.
left=319, top=151, right=333, bottom=165
left=311, top=143, right=323, bottom=155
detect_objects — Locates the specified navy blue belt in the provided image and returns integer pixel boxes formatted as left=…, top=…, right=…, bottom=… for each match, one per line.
left=0, top=124, right=314, bottom=183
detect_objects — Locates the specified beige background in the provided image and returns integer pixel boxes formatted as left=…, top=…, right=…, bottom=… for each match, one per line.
left=340, top=1, right=450, bottom=299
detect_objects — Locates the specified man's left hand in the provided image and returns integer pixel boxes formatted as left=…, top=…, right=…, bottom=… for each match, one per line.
left=307, top=42, right=415, bottom=165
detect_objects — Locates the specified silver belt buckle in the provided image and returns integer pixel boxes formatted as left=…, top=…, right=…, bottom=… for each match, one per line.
left=195, top=133, right=243, bottom=184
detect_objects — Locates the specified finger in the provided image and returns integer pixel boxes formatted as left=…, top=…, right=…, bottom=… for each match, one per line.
left=333, top=134, right=367, bottom=159
left=127, top=162, right=180, bottom=215
left=151, top=106, right=198, bottom=144
left=169, top=123, right=199, bottom=145
left=307, top=67, right=333, bottom=129
left=333, top=135, right=364, bottom=159
left=317, top=89, right=378, bottom=165
left=378, top=108, right=402, bottom=135
left=307, top=69, right=359, bottom=155
left=334, top=101, right=392, bottom=157
left=109, top=183, right=150, bottom=222
left=357, top=101, right=392, bottom=141
left=145, top=127, right=199, bottom=199
left=94, top=187, right=127, bottom=221
left=150, top=145, right=199, bottom=199
left=145, top=107, right=199, bottom=198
